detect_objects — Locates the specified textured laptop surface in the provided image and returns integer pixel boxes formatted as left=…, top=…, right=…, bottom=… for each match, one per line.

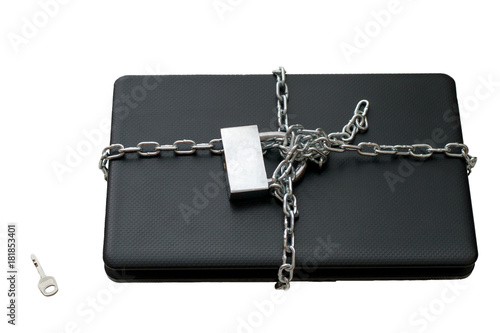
left=103, top=74, right=477, bottom=282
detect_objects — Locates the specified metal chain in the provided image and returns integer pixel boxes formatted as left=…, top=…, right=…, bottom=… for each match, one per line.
left=98, top=67, right=477, bottom=291
left=269, top=130, right=300, bottom=290
left=270, top=68, right=476, bottom=290
left=273, top=67, right=289, bottom=132
left=328, top=99, right=369, bottom=143
left=98, top=139, right=223, bottom=180
left=271, top=99, right=371, bottom=290
left=325, top=141, right=477, bottom=173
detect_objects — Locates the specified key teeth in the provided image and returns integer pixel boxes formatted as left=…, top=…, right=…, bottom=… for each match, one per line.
left=31, top=254, right=39, bottom=267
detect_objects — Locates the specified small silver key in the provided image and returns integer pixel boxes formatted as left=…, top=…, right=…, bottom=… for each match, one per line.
left=31, top=254, right=58, bottom=297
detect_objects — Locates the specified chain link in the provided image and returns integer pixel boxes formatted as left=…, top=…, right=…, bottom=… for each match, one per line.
left=99, top=67, right=477, bottom=291
left=98, top=139, right=223, bottom=180
left=269, top=68, right=476, bottom=290
left=273, top=67, right=289, bottom=132
left=328, top=99, right=370, bottom=143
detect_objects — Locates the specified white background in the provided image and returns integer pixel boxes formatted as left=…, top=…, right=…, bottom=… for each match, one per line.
left=1, top=0, right=498, bottom=332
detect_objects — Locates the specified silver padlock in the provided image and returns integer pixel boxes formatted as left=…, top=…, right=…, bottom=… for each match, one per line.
left=220, top=125, right=306, bottom=200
